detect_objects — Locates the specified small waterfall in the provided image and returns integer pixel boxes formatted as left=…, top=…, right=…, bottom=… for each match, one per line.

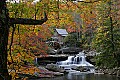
left=57, top=52, right=95, bottom=73
left=68, top=56, right=74, bottom=61
left=35, top=57, right=38, bottom=64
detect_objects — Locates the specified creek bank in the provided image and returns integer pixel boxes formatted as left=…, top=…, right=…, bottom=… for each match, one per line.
left=95, top=67, right=120, bottom=78
left=16, top=65, right=65, bottom=79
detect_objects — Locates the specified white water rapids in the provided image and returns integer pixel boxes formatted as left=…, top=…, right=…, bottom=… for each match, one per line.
left=57, top=52, right=95, bottom=73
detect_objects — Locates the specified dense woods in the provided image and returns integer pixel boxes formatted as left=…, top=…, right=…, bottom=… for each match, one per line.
left=0, top=0, right=120, bottom=79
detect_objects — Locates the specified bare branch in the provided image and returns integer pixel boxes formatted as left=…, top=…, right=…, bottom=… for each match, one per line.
left=70, top=0, right=101, bottom=3
left=10, top=12, right=48, bottom=25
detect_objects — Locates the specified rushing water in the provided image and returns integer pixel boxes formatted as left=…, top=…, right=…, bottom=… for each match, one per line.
left=32, top=73, right=119, bottom=80
left=57, top=52, right=95, bottom=73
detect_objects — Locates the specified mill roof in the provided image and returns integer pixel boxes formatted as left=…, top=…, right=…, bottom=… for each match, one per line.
left=55, top=29, right=68, bottom=36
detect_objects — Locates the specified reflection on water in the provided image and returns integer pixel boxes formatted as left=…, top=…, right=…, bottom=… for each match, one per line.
left=32, top=73, right=119, bottom=80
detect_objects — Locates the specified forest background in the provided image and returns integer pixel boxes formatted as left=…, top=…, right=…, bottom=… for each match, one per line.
left=1, top=0, right=120, bottom=79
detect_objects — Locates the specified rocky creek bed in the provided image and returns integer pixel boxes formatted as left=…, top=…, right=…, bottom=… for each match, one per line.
left=15, top=64, right=120, bottom=80
left=15, top=64, right=66, bottom=80
left=95, top=67, right=120, bottom=78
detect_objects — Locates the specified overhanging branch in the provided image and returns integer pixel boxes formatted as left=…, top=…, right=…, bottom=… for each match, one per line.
left=70, top=0, right=101, bottom=3
left=10, top=12, right=48, bottom=25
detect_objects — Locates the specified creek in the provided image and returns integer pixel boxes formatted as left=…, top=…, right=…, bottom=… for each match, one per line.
left=32, top=52, right=119, bottom=80
left=30, top=73, right=119, bottom=80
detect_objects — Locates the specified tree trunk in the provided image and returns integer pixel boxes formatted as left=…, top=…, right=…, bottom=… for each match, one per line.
left=0, top=0, right=12, bottom=80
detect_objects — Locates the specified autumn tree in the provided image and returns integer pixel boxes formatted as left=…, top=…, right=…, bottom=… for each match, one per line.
left=92, top=0, right=120, bottom=68
left=7, top=1, right=50, bottom=60
left=0, top=0, right=47, bottom=80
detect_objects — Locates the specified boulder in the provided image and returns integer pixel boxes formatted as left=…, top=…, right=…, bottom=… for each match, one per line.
left=46, top=63, right=65, bottom=73
left=53, top=72, right=64, bottom=76
left=76, top=66, right=90, bottom=72
left=117, top=70, right=120, bottom=77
